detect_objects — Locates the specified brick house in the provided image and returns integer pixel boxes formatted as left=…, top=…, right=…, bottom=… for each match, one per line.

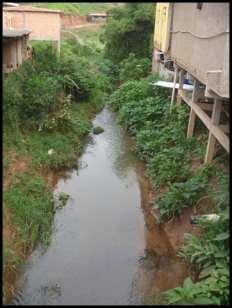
left=3, top=5, right=61, bottom=53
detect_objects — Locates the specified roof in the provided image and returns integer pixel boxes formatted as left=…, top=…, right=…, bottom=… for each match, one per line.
left=3, top=2, right=19, bottom=6
left=3, top=28, right=31, bottom=38
left=87, top=13, right=107, bottom=17
left=3, top=5, right=61, bottom=14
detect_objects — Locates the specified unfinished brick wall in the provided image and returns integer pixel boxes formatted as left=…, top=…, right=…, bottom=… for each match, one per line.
left=3, top=10, right=61, bottom=41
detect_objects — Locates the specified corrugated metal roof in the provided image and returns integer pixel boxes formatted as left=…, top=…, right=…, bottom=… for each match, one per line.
left=3, top=5, right=61, bottom=13
left=3, top=28, right=31, bottom=37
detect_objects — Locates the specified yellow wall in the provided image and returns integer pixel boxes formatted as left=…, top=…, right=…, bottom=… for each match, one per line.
left=154, top=3, right=172, bottom=52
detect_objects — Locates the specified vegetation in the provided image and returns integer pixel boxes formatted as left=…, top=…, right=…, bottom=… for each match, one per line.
left=165, top=174, right=229, bottom=305
left=25, top=2, right=117, bottom=15
left=3, top=25, right=107, bottom=303
left=101, top=3, right=155, bottom=64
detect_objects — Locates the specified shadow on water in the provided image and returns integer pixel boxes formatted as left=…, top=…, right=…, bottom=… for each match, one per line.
left=11, top=106, right=187, bottom=305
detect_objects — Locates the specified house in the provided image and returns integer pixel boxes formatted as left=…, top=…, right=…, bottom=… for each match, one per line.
left=86, top=13, right=107, bottom=23
left=3, top=5, right=61, bottom=53
left=152, top=3, right=229, bottom=164
left=3, top=28, right=31, bottom=73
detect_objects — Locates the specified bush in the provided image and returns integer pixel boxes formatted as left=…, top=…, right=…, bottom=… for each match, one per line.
left=109, top=78, right=153, bottom=111
left=101, top=3, right=155, bottom=64
left=119, top=53, right=151, bottom=82
left=3, top=40, right=102, bottom=130
left=20, top=72, right=62, bottom=127
left=155, top=166, right=213, bottom=221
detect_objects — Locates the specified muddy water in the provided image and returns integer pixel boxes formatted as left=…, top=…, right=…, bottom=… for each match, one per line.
left=11, top=107, right=187, bottom=305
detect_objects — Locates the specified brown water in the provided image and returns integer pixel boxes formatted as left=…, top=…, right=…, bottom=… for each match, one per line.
left=11, top=107, right=187, bottom=305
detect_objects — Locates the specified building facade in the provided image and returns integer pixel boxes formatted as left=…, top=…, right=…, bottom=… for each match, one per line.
left=3, top=6, right=61, bottom=53
left=152, top=3, right=229, bottom=164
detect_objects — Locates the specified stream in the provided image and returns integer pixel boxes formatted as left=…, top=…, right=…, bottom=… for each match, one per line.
left=11, top=106, right=187, bottom=305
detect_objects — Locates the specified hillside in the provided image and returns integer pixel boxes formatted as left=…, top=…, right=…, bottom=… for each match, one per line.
left=21, top=2, right=121, bottom=15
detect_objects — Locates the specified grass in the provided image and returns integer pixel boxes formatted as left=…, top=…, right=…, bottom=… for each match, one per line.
left=26, top=2, right=117, bottom=15
left=4, top=173, right=54, bottom=248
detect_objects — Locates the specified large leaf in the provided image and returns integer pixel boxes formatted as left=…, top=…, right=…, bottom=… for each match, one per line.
left=213, top=232, right=229, bottom=241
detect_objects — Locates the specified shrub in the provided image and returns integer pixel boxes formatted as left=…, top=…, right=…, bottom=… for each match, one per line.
left=101, top=3, right=155, bottom=63
left=59, top=53, right=95, bottom=101
left=109, top=78, right=153, bottom=111
left=19, top=72, right=62, bottom=127
left=154, top=166, right=214, bottom=221
left=119, top=53, right=151, bottom=82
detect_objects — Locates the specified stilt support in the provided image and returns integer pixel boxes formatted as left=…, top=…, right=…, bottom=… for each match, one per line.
left=204, top=99, right=222, bottom=164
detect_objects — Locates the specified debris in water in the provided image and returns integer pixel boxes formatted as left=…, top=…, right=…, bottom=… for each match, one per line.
left=93, top=126, right=104, bottom=134
left=48, top=149, right=55, bottom=155
left=54, top=192, right=70, bottom=210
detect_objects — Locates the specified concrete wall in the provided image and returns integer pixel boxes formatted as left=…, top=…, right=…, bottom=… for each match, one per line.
left=169, top=3, right=229, bottom=98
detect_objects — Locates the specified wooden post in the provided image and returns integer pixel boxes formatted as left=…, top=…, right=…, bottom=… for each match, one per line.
left=170, top=64, right=178, bottom=109
left=187, top=108, right=197, bottom=138
left=204, top=99, right=222, bottom=164
left=187, top=79, right=199, bottom=138
left=177, top=69, right=184, bottom=106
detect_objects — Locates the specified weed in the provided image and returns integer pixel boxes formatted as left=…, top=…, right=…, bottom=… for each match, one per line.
left=154, top=165, right=214, bottom=221
left=54, top=192, right=70, bottom=210
left=4, top=172, right=54, bottom=248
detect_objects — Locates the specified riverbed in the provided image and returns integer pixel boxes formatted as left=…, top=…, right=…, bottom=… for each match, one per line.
left=11, top=107, right=187, bottom=305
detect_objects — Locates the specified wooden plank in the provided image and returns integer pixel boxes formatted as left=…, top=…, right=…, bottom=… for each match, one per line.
left=196, top=102, right=213, bottom=111
left=181, top=91, right=229, bottom=152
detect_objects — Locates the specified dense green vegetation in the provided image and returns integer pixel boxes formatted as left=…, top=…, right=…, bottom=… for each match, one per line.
left=165, top=173, right=229, bottom=305
left=101, top=3, right=155, bottom=64
left=101, top=3, right=229, bottom=305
